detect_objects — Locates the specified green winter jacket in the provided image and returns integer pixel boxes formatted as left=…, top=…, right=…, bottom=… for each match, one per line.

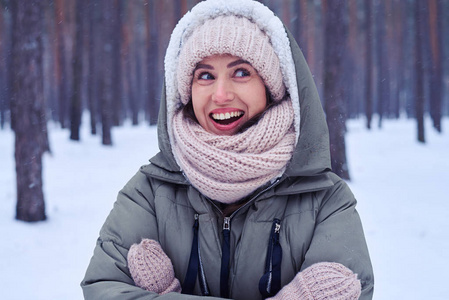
left=81, top=2, right=374, bottom=299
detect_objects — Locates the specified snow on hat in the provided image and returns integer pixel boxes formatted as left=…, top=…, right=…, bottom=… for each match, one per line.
left=176, top=15, right=286, bottom=105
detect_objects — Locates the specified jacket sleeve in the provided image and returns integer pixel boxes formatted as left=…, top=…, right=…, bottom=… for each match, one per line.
left=301, top=174, right=374, bottom=300
left=80, top=169, right=223, bottom=300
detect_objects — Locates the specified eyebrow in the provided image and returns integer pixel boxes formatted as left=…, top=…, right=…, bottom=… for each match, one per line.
left=193, top=59, right=251, bottom=72
left=227, top=59, right=251, bottom=68
left=194, top=63, right=213, bottom=71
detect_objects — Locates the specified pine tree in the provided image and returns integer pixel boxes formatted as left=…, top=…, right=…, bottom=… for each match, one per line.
left=11, top=0, right=48, bottom=222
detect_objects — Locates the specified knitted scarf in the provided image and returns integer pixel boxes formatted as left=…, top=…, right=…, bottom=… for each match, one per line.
left=172, top=99, right=296, bottom=204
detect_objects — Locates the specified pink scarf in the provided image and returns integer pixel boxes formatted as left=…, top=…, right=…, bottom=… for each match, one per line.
left=172, top=100, right=296, bottom=204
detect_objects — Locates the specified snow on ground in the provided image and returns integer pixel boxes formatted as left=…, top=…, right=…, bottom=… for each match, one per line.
left=346, top=117, right=449, bottom=300
left=0, top=116, right=448, bottom=300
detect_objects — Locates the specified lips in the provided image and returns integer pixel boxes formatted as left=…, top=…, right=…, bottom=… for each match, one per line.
left=209, top=108, right=244, bottom=132
left=211, top=111, right=243, bottom=124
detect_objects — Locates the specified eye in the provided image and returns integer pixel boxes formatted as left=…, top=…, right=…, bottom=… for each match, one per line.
left=234, top=68, right=251, bottom=78
left=197, top=72, right=214, bottom=80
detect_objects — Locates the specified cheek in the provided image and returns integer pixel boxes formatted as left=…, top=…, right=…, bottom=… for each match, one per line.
left=191, top=88, right=208, bottom=123
left=191, top=101, right=203, bottom=122
left=248, top=85, right=267, bottom=116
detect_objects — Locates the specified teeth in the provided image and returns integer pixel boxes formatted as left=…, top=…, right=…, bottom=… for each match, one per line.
left=212, top=111, right=243, bottom=120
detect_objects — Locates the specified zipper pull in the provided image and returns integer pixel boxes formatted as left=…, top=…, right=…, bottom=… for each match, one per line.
left=273, top=219, right=281, bottom=243
left=194, top=213, right=199, bottom=229
left=274, top=222, right=281, bottom=234
left=223, top=217, right=230, bottom=231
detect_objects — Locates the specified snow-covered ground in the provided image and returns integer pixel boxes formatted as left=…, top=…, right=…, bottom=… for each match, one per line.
left=1, top=116, right=448, bottom=300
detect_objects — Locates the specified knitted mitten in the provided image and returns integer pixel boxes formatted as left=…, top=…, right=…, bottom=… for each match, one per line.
left=127, top=239, right=182, bottom=294
left=268, top=262, right=361, bottom=300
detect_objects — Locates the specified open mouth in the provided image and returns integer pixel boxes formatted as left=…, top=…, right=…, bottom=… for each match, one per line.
left=210, top=111, right=244, bottom=125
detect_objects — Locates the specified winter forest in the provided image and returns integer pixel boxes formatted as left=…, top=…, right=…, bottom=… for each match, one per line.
left=1, top=0, right=448, bottom=221
left=0, top=0, right=449, bottom=299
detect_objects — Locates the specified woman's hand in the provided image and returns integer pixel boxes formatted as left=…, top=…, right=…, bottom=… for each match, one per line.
left=268, top=262, right=361, bottom=300
left=127, top=239, right=182, bottom=294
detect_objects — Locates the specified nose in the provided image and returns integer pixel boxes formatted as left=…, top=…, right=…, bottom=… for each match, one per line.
left=212, top=78, right=234, bottom=104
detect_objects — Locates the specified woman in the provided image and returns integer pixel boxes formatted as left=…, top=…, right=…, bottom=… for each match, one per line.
left=81, top=0, right=374, bottom=299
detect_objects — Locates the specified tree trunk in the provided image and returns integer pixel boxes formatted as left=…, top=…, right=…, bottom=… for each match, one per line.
left=323, top=0, right=350, bottom=180
left=54, top=0, right=70, bottom=128
left=298, top=0, right=308, bottom=59
left=11, top=0, right=48, bottom=222
left=111, top=0, right=123, bottom=127
left=428, top=0, right=442, bottom=133
left=374, top=0, right=389, bottom=128
left=404, top=0, right=416, bottom=118
left=70, top=0, right=85, bottom=141
left=87, top=0, right=99, bottom=135
left=43, top=0, right=59, bottom=124
left=365, top=0, right=373, bottom=129
left=0, top=6, right=10, bottom=129
left=146, top=0, right=159, bottom=125
left=2, top=3, right=13, bottom=130
left=383, top=0, right=394, bottom=118
left=415, top=0, right=425, bottom=143
left=100, top=0, right=113, bottom=145
left=390, top=0, right=404, bottom=119
left=124, top=1, right=139, bottom=125
left=346, top=0, right=358, bottom=118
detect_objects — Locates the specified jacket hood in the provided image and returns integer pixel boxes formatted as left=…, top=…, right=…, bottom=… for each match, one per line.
left=153, top=0, right=331, bottom=179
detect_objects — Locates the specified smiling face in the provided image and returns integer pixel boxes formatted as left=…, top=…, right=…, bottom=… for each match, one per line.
left=191, top=55, right=267, bottom=135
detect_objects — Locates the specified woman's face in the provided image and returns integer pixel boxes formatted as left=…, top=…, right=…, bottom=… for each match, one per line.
left=191, top=54, right=267, bottom=135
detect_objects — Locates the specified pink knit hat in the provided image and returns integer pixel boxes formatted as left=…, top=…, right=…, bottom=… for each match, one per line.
left=177, top=15, right=286, bottom=105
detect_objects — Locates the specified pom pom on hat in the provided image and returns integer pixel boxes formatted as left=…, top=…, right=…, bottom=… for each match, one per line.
left=177, top=15, right=286, bottom=105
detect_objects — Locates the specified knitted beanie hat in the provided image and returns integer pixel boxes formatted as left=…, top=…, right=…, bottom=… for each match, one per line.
left=292, top=262, right=361, bottom=300
left=127, top=239, right=182, bottom=294
left=177, top=14, right=286, bottom=105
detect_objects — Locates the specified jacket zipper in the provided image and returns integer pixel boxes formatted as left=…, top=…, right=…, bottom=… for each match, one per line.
left=196, top=214, right=210, bottom=296
left=182, top=214, right=200, bottom=295
left=219, top=178, right=281, bottom=298
left=220, top=217, right=231, bottom=298
left=186, top=179, right=283, bottom=297
left=266, top=219, right=281, bottom=295
left=258, top=218, right=282, bottom=298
